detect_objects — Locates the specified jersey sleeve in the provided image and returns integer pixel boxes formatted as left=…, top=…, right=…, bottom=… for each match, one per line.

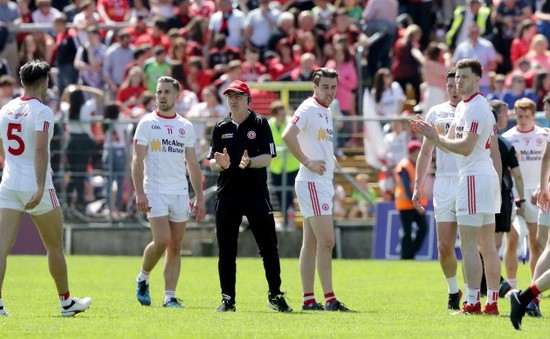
left=508, top=145, right=520, bottom=169
left=424, top=107, right=436, bottom=125
left=463, top=106, right=487, bottom=135
left=133, top=118, right=150, bottom=146
left=34, top=107, right=54, bottom=132
left=259, top=117, right=276, bottom=158
left=184, top=120, right=196, bottom=148
left=291, top=102, right=309, bottom=131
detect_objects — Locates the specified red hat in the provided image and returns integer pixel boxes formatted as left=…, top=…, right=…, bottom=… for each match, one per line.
left=223, top=80, right=251, bottom=96
left=407, top=140, right=422, bottom=153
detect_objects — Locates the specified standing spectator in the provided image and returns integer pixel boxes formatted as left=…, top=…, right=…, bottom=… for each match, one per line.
left=97, top=0, right=129, bottom=24
left=282, top=68, right=353, bottom=312
left=241, top=46, right=267, bottom=82
left=422, top=43, right=450, bottom=112
left=143, top=46, right=171, bottom=93
left=132, top=76, right=205, bottom=308
left=208, top=34, right=242, bottom=69
left=453, top=24, right=498, bottom=95
left=74, top=26, right=106, bottom=89
left=362, top=0, right=398, bottom=79
left=268, top=101, right=300, bottom=229
left=372, top=68, right=406, bottom=119
left=72, top=0, right=101, bottom=46
left=103, top=29, right=135, bottom=99
left=116, top=66, right=148, bottom=114
left=0, top=60, right=92, bottom=317
left=0, top=0, right=21, bottom=76
left=392, top=24, right=423, bottom=105
left=0, top=74, right=17, bottom=106
left=18, top=34, right=46, bottom=70
left=53, top=12, right=79, bottom=94
left=413, top=58, right=502, bottom=316
left=311, top=0, right=334, bottom=30
left=534, top=70, right=550, bottom=111
left=395, top=140, right=428, bottom=260
left=185, top=55, right=212, bottom=101
left=289, top=52, right=318, bottom=81
left=208, top=80, right=292, bottom=312
left=150, top=0, right=174, bottom=18
left=32, top=0, right=60, bottom=37
left=535, top=0, right=550, bottom=44
left=207, top=0, right=246, bottom=49
left=134, top=17, right=170, bottom=52
left=401, top=0, right=433, bottom=50
left=525, top=34, right=550, bottom=71
left=445, top=0, right=493, bottom=51
left=501, top=73, right=538, bottom=109
left=510, top=19, right=537, bottom=67
left=243, top=0, right=280, bottom=58
left=383, top=117, right=408, bottom=170
left=487, top=73, right=506, bottom=102
left=267, top=11, right=295, bottom=53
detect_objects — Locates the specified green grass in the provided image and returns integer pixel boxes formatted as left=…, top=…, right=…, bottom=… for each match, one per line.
left=0, top=256, right=547, bottom=338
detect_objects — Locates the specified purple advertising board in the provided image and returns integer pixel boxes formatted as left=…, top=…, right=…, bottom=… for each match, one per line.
left=372, top=202, right=462, bottom=260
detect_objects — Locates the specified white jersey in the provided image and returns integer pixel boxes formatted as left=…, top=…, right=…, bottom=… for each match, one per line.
left=502, top=125, right=546, bottom=190
left=104, top=117, right=130, bottom=149
left=133, top=111, right=195, bottom=194
left=425, top=101, right=458, bottom=176
left=0, top=97, right=54, bottom=191
left=452, top=93, right=497, bottom=176
left=291, top=97, right=336, bottom=181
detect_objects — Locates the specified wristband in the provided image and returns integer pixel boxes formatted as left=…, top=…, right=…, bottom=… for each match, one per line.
left=515, top=198, right=525, bottom=208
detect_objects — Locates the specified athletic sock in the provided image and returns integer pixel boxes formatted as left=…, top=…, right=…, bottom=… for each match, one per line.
left=138, top=268, right=150, bottom=283
left=519, top=283, right=541, bottom=307
left=487, top=289, right=498, bottom=305
left=303, top=292, right=316, bottom=306
left=535, top=294, right=541, bottom=305
left=446, top=275, right=459, bottom=294
left=164, top=290, right=175, bottom=303
left=59, top=291, right=72, bottom=307
left=324, top=292, right=336, bottom=304
left=0, top=298, right=3, bottom=308
left=508, top=279, right=517, bottom=289
left=466, top=288, right=480, bottom=305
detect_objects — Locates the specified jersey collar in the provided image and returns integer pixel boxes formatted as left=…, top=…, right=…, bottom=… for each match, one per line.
left=463, top=92, right=482, bottom=103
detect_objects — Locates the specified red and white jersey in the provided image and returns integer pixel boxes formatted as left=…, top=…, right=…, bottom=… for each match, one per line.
left=133, top=111, right=195, bottom=195
left=502, top=125, right=547, bottom=190
left=105, top=117, right=130, bottom=149
left=425, top=101, right=458, bottom=176
left=452, top=93, right=497, bottom=176
left=291, top=97, right=336, bottom=181
left=0, top=97, right=54, bottom=191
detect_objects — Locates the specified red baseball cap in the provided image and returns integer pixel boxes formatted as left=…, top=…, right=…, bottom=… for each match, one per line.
left=407, top=140, right=422, bottom=153
left=223, top=80, right=251, bottom=96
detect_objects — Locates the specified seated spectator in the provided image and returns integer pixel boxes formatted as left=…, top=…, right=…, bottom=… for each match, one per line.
left=175, top=87, right=199, bottom=116
left=150, top=0, right=175, bottom=18
left=525, top=34, right=550, bottom=71
left=502, top=73, right=538, bottom=109
left=215, top=59, right=244, bottom=100
left=0, top=75, right=18, bottom=107
left=116, top=66, right=148, bottom=113
left=186, top=55, right=213, bottom=100
left=348, top=174, right=377, bottom=219
left=97, top=0, right=129, bottom=24
left=534, top=70, right=550, bottom=111
left=130, top=91, right=157, bottom=119
left=290, top=52, right=318, bottom=81
left=269, top=38, right=299, bottom=81
left=32, top=0, right=61, bottom=35
left=312, top=0, right=334, bottom=30
left=72, top=0, right=101, bottom=46
left=382, top=117, right=409, bottom=169
left=241, top=47, right=267, bottom=82
left=342, top=0, right=362, bottom=23
left=135, top=17, right=170, bottom=51
left=143, top=46, right=171, bottom=92
left=372, top=68, right=406, bottom=120
left=127, top=14, right=150, bottom=44
left=208, top=33, right=242, bottom=69
left=487, top=73, right=506, bottom=101
left=504, top=57, right=536, bottom=89
left=510, top=19, right=537, bottom=67
left=19, top=34, right=46, bottom=70
left=243, top=0, right=281, bottom=59
left=125, top=0, right=152, bottom=23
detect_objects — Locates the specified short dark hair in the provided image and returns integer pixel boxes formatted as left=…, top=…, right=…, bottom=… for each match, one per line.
left=19, top=60, right=50, bottom=88
left=157, top=76, right=180, bottom=92
left=489, top=99, right=507, bottom=122
left=446, top=68, right=456, bottom=80
left=456, top=58, right=482, bottom=78
left=312, top=67, right=338, bottom=86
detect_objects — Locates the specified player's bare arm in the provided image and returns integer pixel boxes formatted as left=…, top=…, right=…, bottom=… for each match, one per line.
left=489, top=134, right=502, bottom=186
left=538, top=144, right=550, bottom=212
left=282, top=123, right=326, bottom=175
left=0, top=138, right=4, bottom=159
left=185, top=146, right=205, bottom=222
left=412, top=138, right=434, bottom=213
left=131, top=143, right=148, bottom=214
left=211, top=147, right=231, bottom=172
left=415, top=118, right=479, bottom=156
left=25, top=130, right=49, bottom=210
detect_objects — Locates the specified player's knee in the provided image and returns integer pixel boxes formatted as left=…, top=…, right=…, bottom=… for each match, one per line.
left=437, top=240, right=454, bottom=258
left=153, top=237, right=170, bottom=250
left=318, top=238, right=335, bottom=251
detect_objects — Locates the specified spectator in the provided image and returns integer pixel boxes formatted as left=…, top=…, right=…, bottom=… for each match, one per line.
left=62, top=0, right=82, bottom=22
left=74, top=26, right=107, bottom=89
left=32, top=0, right=60, bottom=36
left=96, top=0, right=129, bottom=24
left=267, top=11, right=296, bottom=53
left=325, top=7, right=364, bottom=50
left=116, top=66, right=148, bottom=113
left=504, top=57, right=536, bottom=89
left=216, top=59, right=244, bottom=100
left=311, top=0, right=334, bottom=30
left=333, top=182, right=347, bottom=218
left=348, top=173, right=376, bottom=219
left=175, top=87, right=199, bottom=116
left=0, top=74, right=17, bottom=106
left=362, top=0, right=398, bottom=79
left=143, top=46, right=171, bottom=93
left=453, top=23, right=498, bottom=95
left=102, top=103, right=129, bottom=219
left=535, top=70, right=550, bottom=111
left=186, top=85, right=227, bottom=155
left=62, top=84, right=104, bottom=212
left=486, top=73, right=506, bottom=102
left=269, top=38, right=299, bottom=81
left=207, top=0, right=246, bottom=49
left=372, top=68, right=406, bottom=119
left=501, top=73, right=538, bottom=109
left=19, top=34, right=46, bottom=70
left=243, top=0, right=280, bottom=58
left=525, top=34, right=550, bottom=71
left=72, top=0, right=101, bottom=46
left=125, top=0, right=152, bottom=23
left=422, top=43, right=450, bottom=113
left=535, top=0, right=550, bottom=44
left=445, top=0, right=493, bottom=51
left=103, top=29, right=135, bottom=98
left=510, top=19, right=537, bottom=67
left=325, top=43, right=357, bottom=147
left=268, top=100, right=300, bottom=229
left=341, top=0, right=362, bottom=23
left=401, top=0, right=433, bottom=50
left=149, top=0, right=175, bottom=18
left=208, top=33, right=242, bottom=69
left=0, top=0, right=21, bottom=75
left=241, top=46, right=267, bottom=82
left=53, top=12, right=79, bottom=94
left=185, top=55, right=212, bottom=100
left=383, top=117, right=409, bottom=169
left=127, top=14, right=150, bottom=45
left=124, top=45, right=151, bottom=79
left=394, top=140, right=428, bottom=260
left=392, top=24, right=423, bottom=105
left=290, top=52, right=318, bottom=81
left=134, top=17, right=170, bottom=51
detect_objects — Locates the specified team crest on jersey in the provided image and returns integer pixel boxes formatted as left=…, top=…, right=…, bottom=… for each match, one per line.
left=179, top=128, right=185, bottom=137
left=247, top=131, right=256, bottom=139
left=322, top=203, right=329, bottom=211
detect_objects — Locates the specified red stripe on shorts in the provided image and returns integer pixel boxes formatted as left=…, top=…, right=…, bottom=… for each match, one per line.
left=308, top=182, right=320, bottom=216
left=49, top=189, right=59, bottom=208
left=467, top=176, right=476, bottom=214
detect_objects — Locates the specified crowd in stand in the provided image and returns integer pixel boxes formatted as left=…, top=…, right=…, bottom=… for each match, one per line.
left=0, top=0, right=547, bottom=221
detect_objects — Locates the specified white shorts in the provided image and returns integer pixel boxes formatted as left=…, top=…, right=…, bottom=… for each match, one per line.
left=433, top=175, right=458, bottom=223
left=457, top=213, right=495, bottom=227
left=295, top=180, right=333, bottom=218
left=456, top=174, right=500, bottom=218
left=514, top=188, right=539, bottom=223
left=0, top=187, right=60, bottom=215
left=539, top=210, right=550, bottom=227
left=147, top=193, right=189, bottom=222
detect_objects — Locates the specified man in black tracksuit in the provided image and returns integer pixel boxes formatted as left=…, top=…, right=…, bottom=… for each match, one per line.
left=208, top=80, right=292, bottom=313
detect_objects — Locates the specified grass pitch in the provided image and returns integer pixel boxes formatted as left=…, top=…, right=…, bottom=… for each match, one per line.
left=0, top=256, right=547, bottom=338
